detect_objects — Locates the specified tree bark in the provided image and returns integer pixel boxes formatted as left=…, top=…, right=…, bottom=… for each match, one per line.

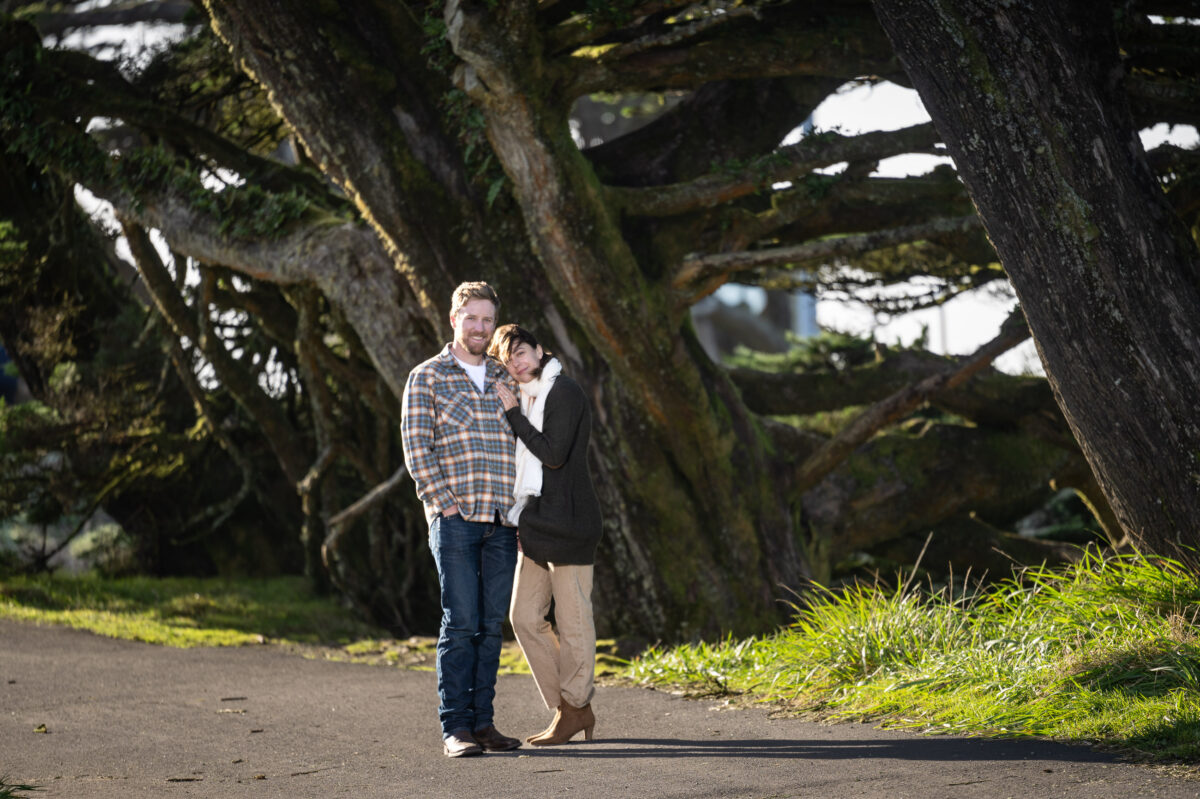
left=445, top=0, right=812, bottom=636
left=872, top=0, right=1200, bottom=562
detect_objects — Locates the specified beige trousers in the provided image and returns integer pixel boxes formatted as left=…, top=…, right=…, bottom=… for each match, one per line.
left=509, top=552, right=596, bottom=711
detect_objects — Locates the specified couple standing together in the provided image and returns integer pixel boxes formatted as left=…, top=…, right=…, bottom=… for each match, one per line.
left=400, top=281, right=603, bottom=758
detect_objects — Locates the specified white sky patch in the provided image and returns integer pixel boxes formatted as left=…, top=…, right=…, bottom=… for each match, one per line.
left=813, top=161, right=848, bottom=176
left=58, top=21, right=193, bottom=72
left=810, top=80, right=932, bottom=134
left=875, top=152, right=955, bottom=178
left=1140, top=123, right=1200, bottom=150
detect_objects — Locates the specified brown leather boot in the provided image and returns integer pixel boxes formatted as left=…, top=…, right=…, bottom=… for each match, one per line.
left=527, top=700, right=594, bottom=746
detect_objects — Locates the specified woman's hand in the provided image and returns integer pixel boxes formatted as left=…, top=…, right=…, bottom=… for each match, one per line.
left=495, top=383, right=518, bottom=411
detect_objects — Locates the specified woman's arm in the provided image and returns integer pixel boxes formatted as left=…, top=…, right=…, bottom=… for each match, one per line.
left=505, top=382, right=581, bottom=469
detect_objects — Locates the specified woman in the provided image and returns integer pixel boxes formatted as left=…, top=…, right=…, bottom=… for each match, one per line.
left=489, top=324, right=603, bottom=746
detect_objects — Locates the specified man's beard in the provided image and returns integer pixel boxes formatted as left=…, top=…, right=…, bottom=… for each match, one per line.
left=458, top=334, right=489, bottom=356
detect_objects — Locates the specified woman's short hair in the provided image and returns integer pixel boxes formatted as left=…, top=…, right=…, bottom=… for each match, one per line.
left=488, top=324, right=553, bottom=373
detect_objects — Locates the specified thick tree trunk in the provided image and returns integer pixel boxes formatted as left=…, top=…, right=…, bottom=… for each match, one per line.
left=445, top=0, right=810, bottom=636
left=872, top=0, right=1200, bottom=562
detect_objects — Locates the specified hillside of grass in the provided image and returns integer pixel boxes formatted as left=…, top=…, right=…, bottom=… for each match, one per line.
left=626, top=551, right=1200, bottom=763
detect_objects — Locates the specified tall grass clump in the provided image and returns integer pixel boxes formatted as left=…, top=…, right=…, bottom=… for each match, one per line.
left=626, top=550, right=1200, bottom=761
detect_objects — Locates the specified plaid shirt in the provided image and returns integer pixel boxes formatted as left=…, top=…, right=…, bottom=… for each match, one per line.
left=401, top=345, right=518, bottom=525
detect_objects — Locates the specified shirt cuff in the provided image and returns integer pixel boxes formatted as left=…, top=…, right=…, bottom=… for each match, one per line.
left=436, top=489, right=457, bottom=515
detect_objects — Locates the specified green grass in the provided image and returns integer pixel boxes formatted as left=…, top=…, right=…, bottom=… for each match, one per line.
left=625, top=550, right=1200, bottom=762
left=0, top=574, right=381, bottom=647
left=0, top=573, right=555, bottom=673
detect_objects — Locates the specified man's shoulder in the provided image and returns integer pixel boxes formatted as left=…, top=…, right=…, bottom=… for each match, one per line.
left=408, top=348, right=454, bottom=383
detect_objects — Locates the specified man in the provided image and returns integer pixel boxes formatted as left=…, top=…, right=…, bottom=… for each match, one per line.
left=401, top=281, right=521, bottom=758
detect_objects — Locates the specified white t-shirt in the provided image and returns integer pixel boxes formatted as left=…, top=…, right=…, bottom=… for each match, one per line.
left=452, top=352, right=488, bottom=393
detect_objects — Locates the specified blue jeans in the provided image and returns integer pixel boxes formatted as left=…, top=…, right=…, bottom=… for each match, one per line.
left=428, top=513, right=518, bottom=736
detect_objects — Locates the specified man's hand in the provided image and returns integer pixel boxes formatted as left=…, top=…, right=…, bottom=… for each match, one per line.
left=495, top=384, right=518, bottom=412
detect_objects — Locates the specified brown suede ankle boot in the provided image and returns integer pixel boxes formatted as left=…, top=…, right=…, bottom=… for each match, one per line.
left=527, top=700, right=594, bottom=746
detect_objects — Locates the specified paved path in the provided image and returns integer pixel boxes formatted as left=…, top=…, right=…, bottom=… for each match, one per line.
left=2, top=618, right=1197, bottom=798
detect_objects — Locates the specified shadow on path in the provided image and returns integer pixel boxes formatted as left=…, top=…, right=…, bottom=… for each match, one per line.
left=510, top=736, right=1112, bottom=762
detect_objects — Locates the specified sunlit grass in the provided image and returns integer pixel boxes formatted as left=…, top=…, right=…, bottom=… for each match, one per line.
left=626, top=550, right=1200, bottom=761
left=0, top=573, right=544, bottom=673
left=0, top=574, right=379, bottom=647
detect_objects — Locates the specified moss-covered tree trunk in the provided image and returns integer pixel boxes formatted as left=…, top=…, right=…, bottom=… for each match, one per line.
left=442, top=1, right=809, bottom=636
left=872, top=0, right=1200, bottom=560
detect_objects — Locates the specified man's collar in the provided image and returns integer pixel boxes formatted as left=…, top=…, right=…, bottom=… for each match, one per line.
left=437, top=343, right=508, bottom=379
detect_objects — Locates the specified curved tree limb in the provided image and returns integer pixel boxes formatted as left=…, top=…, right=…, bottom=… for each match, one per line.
left=120, top=220, right=312, bottom=484
left=558, top=4, right=896, bottom=98
left=793, top=308, right=1032, bottom=493
left=543, top=0, right=700, bottom=55
left=732, top=349, right=957, bottom=418
left=585, top=76, right=846, bottom=187
left=676, top=215, right=982, bottom=297
left=733, top=346, right=1066, bottom=442
left=1127, top=74, right=1200, bottom=128
left=326, top=465, right=411, bottom=533
left=710, top=170, right=974, bottom=256
left=590, top=5, right=763, bottom=63
left=100, top=177, right=427, bottom=402
left=610, top=123, right=941, bottom=217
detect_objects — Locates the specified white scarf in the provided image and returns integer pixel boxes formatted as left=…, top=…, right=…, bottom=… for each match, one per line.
left=507, top=357, right=562, bottom=526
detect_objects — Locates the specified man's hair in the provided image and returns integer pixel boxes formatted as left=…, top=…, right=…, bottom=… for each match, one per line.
left=450, top=282, right=500, bottom=317
left=488, top=324, right=553, bottom=375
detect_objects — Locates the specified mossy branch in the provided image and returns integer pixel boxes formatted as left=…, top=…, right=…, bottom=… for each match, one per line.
left=542, top=0, right=693, bottom=55
left=675, top=215, right=982, bottom=301
left=792, top=309, right=1031, bottom=493
left=559, top=4, right=896, bottom=98
left=700, top=171, right=973, bottom=261
left=611, top=124, right=941, bottom=218
left=121, top=220, right=311, bottom=483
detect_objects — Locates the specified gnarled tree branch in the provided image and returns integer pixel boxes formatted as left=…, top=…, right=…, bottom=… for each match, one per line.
left=558, top=4, right=896, bottom=98
left=120, top=220, right=311, bottom=483
left=793, top=308, right=1032, bottom=493
left=611, top=123, right=941, bottom=217
left=676, top=214, right=981, bottom=296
